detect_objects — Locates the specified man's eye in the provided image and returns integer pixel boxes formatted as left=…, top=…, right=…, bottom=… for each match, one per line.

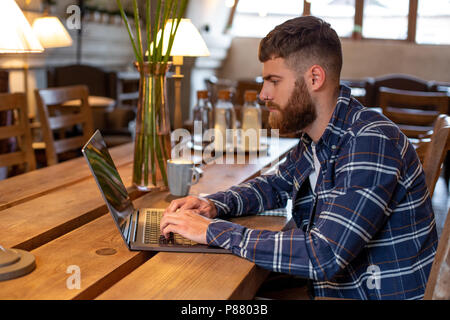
left=271, top=80, right=278, bottom=85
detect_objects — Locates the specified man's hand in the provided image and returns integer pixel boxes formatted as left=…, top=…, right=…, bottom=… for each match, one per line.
left=164, top=195, right=217, bottom=219
left=160, top=209, right=212, bottom=244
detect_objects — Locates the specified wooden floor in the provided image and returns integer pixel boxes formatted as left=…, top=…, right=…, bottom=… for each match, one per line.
left=432, top=173, right=450, bottom=239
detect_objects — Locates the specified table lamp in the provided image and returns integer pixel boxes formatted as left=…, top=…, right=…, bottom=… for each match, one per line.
left=0, top=0, right=41, bottom=282
left=32, top=16, right=73, bottom=49
left=0, top=0, right=44, bottom=53
left=160, top=19, right=210, bottom=129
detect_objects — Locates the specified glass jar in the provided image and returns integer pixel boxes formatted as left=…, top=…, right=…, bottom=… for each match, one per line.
left=214, top=89, right=236, bottom=152
left=241, top=90, right=262, bottom=152
left=192, top=90, right=213, bottom=151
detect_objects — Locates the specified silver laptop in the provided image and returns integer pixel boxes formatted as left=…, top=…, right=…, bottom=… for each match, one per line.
left=82, top=130, right=229, bottom=253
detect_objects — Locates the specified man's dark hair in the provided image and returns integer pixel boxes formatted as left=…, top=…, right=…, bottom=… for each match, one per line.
left=259, top=16, right=343, bottom=84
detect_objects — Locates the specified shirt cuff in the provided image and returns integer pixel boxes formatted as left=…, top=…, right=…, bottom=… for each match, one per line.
left=204, top=193, right=231, bottom=218
left=206, top=219, right=242, bottom=250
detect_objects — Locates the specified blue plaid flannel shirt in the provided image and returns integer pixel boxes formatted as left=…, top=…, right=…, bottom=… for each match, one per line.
left=205, top=85, right=438, bottom=300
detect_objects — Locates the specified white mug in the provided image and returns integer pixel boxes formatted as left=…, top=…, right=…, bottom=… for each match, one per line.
left=167, top=159, right=201, bottom=196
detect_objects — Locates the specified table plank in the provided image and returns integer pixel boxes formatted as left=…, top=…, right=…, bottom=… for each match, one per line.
left=96, top=216, right=286, bottom=300
left=98, top=252, right=266, bottom=300
left=0, top=208, right=285, bottom=300
left=0, top=214, right=149, bottom=300
left=0, top=142, right=134, bottom=211
left=0, top=189, right=282, bottom=300
left=94, top=139, right=300, bottom=300
left=0, top=164, right=134, bottom=251
left=0, top=138, right=297, bottom=252
left=0, top=138, right=298, bottom=299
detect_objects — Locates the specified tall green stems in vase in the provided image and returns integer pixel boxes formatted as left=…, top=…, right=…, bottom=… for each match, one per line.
left=117, top=0, right=187, bottom=191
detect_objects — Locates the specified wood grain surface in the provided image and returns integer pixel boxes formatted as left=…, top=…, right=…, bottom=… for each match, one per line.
left=0, top=138, right=299, bottom=300
left=0, top=142, right=134, bottom=211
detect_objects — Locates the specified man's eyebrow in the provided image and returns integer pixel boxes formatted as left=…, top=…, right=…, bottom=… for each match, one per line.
left=262, top=74, right=282, bottom=81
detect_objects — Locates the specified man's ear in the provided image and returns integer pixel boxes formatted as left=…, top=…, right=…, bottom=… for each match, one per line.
left=306, top=65, right=326, bottom=91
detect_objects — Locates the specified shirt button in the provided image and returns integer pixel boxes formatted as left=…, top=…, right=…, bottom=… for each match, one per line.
left=332, top=145, right=336, bottom=150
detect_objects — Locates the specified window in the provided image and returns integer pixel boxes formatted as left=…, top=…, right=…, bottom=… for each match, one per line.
left=362, top=0, right=409, bottom=40
left=310, top=0, right=355, bottom=37
left=230, top=0, right=303, bottom=37
left=228, top=0, right=450, bottom=45
left=416, top=0, right=450, bottom=45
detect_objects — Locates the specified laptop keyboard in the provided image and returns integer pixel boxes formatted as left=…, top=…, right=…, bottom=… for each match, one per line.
left=144, top=209, right=197, bottom=246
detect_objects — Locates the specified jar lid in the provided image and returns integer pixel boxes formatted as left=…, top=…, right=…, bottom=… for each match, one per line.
left=244, top=90, right=258, bottom=102
left=218, top=89, right=232, bottom=100
left=197, top=90, right=209, bottom=99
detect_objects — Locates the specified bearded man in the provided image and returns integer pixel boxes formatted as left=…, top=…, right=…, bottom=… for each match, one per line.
left=160, top=16, right=437, bottom=300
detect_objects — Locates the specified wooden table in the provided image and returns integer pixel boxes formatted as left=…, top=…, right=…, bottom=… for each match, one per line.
left=62, top=95, right=117, bottom=131
left=63, top=96, right=116, bottom=110
left=0, top=137, right=298, bottom=300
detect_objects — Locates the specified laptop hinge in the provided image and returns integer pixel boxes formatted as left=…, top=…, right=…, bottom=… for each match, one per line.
left=132, top=209, right=139, bottom=243
left=125, top=214, right=132, bottom=246
left=124, top=211, right=137, bottom=247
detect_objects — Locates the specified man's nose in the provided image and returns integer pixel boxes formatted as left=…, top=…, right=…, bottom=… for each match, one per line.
left=259, top=84, right=271, bottom=101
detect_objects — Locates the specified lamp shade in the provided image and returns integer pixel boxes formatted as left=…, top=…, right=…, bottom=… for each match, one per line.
left=155, top=19, right=210, bottom=57
left=32, top=16, right=73, bottom=48
left=0, top=0, right=44, bottom=53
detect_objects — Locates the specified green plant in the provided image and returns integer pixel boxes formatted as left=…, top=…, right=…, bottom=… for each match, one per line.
left=117, top=0, right=188, bottom=189
left=117, top=0, right=188, bottom=65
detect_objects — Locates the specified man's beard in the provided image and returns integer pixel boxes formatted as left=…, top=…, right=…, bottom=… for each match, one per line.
left=268, top=78, right=317, bottom=135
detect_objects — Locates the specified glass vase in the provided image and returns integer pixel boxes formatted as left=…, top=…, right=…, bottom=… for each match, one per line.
left=133, top=61, right=172, bottom=191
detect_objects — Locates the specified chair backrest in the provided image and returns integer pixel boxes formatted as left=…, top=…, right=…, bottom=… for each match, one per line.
left=420, top=115, right=450, bottom=198
left=47, top=64, right=117, bottom=99
left=0, top=92, right=36, bottom=173
left=379, top=87, right=449, bottom=139
left=365, top=73, right=432, bottom=108
left=35, top=85, right=94, bottom=166
left=424, top=207, right=450, bottom=300
left=375, top=73, right=430, bottom=91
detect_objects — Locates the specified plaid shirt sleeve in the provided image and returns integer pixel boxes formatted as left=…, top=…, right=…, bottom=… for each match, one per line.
left=205, top=129, right=406, bottom=281
left=205, top=146, right=298, bottom=217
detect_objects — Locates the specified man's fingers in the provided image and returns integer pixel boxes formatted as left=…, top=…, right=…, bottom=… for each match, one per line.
left=161, top=224, right=180, bottom=239
left=160, top=210, right=201, bottom=236
left=165, top=196, right=201, bottom=215
left=160, top=209, right=210, bottom=245
left=164, top=196, right=216, bottom=219
left=179, top=198, right=202, bottom=211
left=160, top=213, right=181, bottom=234
left=165, top=198, right=186, bottom=214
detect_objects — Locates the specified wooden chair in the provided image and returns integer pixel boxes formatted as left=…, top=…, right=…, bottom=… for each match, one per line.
left=365, top=73, right=432, bottom=108
left=0, top=92, right=36, bottom=174
left=424, top=207, right=450, bottom=300
left=0, top=70, right=10, bottom=179
left=35, top=85, right=94, bottom=166
left=415, top=115, right=450, bottom=198
left=46, top=64, right=117, bottom=98
left=379, top=87, right=449, bottom=139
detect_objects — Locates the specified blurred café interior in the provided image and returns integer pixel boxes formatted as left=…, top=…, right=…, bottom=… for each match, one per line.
left=0, top=0, right=449, bottom=262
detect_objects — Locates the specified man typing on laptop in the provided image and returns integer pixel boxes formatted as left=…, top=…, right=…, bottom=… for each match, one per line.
left=160, top=16, right=437, bottom=300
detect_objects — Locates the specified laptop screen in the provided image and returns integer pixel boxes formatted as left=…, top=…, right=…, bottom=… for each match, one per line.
left=82, top=130, right=134, bottom=239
